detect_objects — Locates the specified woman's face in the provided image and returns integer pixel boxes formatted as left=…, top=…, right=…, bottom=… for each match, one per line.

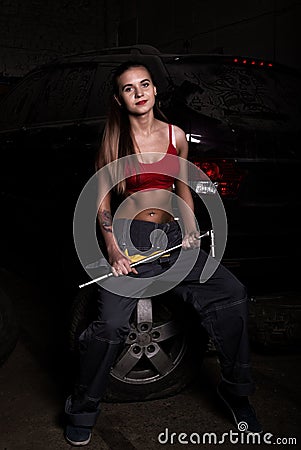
left=115, top=66, right=157, bottom=115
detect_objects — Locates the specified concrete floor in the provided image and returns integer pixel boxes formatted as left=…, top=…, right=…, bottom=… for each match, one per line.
left=0, top=268, right=300, bottom=450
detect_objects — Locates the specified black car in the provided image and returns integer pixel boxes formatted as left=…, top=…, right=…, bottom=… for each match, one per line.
left=0, top=45, right=300, bottom=400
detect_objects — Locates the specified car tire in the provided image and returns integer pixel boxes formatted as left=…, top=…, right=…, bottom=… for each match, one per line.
left=68, top=286, right=208, bottom=402
left=0, top=286, right=19, bottom=365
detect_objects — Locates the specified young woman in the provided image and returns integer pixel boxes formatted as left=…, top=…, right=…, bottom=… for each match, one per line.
left=65, top=61, right=262, bottom=446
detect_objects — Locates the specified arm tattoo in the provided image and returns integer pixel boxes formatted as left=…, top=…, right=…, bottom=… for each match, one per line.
left=100, top=210, right=113, bottom=233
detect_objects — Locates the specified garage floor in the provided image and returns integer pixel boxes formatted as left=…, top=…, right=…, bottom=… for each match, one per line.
left=0, top=268, right=300, bottom=450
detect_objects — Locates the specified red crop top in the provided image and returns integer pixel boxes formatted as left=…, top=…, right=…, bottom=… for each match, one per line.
left=126, top=124, right=180, bottom=193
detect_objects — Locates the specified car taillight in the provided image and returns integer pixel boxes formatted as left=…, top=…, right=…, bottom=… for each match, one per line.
left=193, top=159, right=245, bottom=198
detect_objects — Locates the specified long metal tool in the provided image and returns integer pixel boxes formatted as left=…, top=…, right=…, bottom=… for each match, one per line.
left=79, top=230, right=213, bottom=289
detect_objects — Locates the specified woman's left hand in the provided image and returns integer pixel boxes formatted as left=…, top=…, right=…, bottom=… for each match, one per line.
left=182, top=231, right=201, bottom=250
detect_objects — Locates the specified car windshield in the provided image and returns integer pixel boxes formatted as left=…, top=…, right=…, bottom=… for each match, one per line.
left=165, top=58, right=301, bottom=159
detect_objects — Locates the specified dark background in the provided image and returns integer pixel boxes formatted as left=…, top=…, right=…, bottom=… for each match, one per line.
left=0, top=0, right=300, bottom=78
left=0, top=1, right=301, bottom=449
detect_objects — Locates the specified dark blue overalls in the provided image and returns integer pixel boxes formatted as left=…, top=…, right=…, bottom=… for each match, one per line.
left=65, top=218, right=254, bottom=427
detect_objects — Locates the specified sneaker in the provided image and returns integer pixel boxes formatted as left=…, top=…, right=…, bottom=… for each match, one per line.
left=65, top=424, right=92, bottom=446
left=217, top=383, right=263, bottom=434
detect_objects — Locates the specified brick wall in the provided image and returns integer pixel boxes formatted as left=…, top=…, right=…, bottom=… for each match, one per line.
left=0, top=0, right=299, bottom=77
left=118, top=0, right=300, bottom=71
left=0, top=0, right=108, bottom=76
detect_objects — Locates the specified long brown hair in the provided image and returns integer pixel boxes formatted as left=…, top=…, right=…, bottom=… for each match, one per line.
left=95, top=61, right=168, bottom=195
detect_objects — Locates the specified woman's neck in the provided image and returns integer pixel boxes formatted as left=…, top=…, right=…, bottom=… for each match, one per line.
left=129, top=112, right=157, bottom=137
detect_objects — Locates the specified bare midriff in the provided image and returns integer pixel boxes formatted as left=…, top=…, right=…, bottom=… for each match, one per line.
left=115, top=188, right=174, bottom=224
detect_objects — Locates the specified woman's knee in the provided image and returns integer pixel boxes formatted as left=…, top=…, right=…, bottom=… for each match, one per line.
left=221, top=271, right=248, bottom=302
left=229, top=278, right=247, bottom=301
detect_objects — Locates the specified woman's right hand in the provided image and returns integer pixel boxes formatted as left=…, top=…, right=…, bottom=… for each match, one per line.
left=108, top=247, right=138, bottom=277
